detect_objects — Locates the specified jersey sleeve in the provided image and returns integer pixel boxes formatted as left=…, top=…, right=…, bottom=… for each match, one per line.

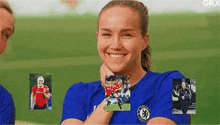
left=61, top=82, right=87, bottom=123
left=148, top=71, right=190, bottom=124
left=32, top=86, right=36, bottom=94
left=0, top=84, right=15, bottom=124
left=45, top=86, right=49, bottom=94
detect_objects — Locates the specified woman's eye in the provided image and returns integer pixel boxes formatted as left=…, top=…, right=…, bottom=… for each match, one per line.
left=102, top=33, right=111, bottom=36
left=124, top=33, right=132, bottom=37
left=3, top=33, right=9, bottom=38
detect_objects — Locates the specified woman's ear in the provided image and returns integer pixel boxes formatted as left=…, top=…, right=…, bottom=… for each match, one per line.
left=142, top=33, right=149, bottom=50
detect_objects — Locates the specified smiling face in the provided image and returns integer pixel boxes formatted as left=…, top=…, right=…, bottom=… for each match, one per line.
left=0, top=8, right=13, bottom=55
left=97, top=6, right=148, bottom=74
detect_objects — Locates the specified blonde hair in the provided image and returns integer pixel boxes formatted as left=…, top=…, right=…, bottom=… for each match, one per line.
left=98, top=0, right=151, bottom=71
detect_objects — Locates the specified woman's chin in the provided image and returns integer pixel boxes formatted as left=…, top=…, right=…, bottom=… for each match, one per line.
left=107, top=65, right=127, bottom=75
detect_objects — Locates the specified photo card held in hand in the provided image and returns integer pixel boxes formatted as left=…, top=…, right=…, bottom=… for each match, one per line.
left=104, top=75, right=130, bottom=111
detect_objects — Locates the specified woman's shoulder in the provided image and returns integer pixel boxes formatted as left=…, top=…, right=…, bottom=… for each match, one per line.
left=0, top=84, right=13, bottom=102
left=69, top=80, right=101, bottom=88
left=0, top=84, right=15, bottom=124
left=141, top=70, right=184, bottom=88
left=147, top=70, right=184, bottom=79
left=146, top=70, right=184, bottom=97
left=67, top=80, right=102, bottom=93
left=32, top=85, right=38, bottom=89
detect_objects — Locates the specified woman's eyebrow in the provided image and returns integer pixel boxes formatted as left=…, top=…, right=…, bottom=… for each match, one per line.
left=120, top=29, right=134, bottom=32
left=100, top=28, right=111, bottom=32
left=4, top=27, right=13, bottom=33
left=100, top=28, right=134, bottom=32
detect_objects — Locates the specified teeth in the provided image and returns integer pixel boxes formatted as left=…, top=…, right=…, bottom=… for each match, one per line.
left=109, top=54, right=124, bottom=58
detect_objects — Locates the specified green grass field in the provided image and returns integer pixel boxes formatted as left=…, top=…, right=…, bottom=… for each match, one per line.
left=0, top=13, right=219, bottom=124
left=105, top=104, right=130, bottom=111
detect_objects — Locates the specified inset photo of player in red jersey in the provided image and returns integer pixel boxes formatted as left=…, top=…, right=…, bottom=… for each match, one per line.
left=29, top=74, right=52, bottom=110
left=172, top=78, right=196, bottom=114
left=104, top=75, right=130, bottom=111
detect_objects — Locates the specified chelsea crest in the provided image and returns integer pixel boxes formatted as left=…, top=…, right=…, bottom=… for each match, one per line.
left=137, top=105, right=151, bottom=122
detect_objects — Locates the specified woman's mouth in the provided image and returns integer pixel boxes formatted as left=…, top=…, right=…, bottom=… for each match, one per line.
left=108, top=53, right=127, bottom=58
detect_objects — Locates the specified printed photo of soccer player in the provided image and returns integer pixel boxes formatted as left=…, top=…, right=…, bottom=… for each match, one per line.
left=172, top=78, right=196, bottom=114
left=104, top=75, right=130, bottom=111
left=29, top=74, right=52, bottom=110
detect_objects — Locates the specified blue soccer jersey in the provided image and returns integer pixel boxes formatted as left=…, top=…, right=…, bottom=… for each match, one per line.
left=61, top=70, right=190, bottom=124
left=0, top=84, right=15, bottom=124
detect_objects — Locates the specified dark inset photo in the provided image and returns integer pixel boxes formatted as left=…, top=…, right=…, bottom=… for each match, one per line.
left=29, top=74, right=52, bottom=110
left=104, top=75, right=130, bottom=111
left=172, top=78, right=196, bottom=114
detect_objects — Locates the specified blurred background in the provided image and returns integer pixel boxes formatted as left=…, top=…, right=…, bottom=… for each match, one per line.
left=0, top=0, right=219, bottom=124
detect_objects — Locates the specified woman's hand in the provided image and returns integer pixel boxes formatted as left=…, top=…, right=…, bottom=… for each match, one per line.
left=100, top=63, right=114, bottom=86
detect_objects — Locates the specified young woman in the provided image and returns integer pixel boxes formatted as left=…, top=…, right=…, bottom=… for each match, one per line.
left=0, top=0, right=15, bottom=124
left=61, top=0, right=190, bottom=124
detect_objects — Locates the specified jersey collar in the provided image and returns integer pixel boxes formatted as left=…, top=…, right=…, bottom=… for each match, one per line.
left=129, top=71, right=152, bottom=92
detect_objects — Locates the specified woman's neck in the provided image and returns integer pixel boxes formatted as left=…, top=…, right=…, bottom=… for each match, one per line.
left=114, top=64, right=147, bottom=87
